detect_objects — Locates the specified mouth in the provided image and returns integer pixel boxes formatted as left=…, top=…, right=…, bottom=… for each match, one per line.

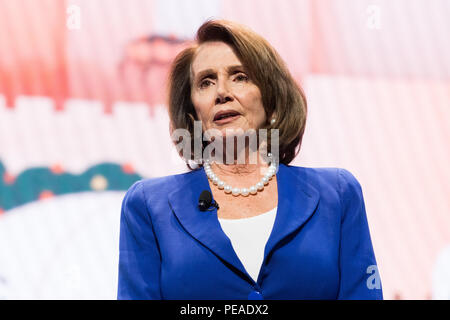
left=213, top=110, right=241, bottom=125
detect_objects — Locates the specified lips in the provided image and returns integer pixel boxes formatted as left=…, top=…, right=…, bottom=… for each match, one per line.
left=213, top=110, right=241, bottom=123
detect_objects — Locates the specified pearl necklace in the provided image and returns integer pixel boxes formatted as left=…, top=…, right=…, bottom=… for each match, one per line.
left=203, top=159, right=278, bottom=196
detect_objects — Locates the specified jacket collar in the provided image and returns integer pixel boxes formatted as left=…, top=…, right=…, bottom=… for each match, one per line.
left=167, top=163, right=320, bottom=284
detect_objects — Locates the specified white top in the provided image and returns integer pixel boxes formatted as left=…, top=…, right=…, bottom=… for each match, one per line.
left=218, top=207, right=277, bottom=282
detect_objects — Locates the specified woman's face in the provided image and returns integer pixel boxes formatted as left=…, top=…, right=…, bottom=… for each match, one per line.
left=190, top=41, right=267, bottom=135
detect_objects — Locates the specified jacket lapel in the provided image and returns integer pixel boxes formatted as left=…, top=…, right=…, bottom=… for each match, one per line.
left=167, top=168, right=250, bottom=279
left=167, top=164, right=320, bottom=283
left=263, top=164, right=320, bottom=263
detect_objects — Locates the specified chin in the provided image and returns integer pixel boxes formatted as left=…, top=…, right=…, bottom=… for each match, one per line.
left=220, top=126, right=251, bottom=136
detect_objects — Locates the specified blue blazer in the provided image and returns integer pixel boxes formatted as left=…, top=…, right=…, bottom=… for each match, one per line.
left=117, top=164, right=383, bottom=300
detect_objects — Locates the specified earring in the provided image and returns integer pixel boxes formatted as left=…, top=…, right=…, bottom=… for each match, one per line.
left=270, top=118, right=276, bottom=125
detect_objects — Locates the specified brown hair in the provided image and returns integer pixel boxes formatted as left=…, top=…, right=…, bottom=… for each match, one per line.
left=168, top=19, right=307, bottom=166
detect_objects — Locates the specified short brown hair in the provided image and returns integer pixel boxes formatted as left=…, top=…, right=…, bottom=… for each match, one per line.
left=168, top=19, right=307, bottom=166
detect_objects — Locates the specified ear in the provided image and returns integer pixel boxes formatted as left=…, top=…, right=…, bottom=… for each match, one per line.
left=270, top=108, right=277, bottom=119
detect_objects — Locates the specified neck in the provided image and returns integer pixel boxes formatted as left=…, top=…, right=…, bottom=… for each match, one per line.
left=207, top=149, right=271, bottom=179
left=203, top=148, right=277, bottom=196
left=212, top=162, right=263, bottom=176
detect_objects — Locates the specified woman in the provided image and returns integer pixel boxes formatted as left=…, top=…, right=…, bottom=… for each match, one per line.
left=117, top=20, right=383, bottom=300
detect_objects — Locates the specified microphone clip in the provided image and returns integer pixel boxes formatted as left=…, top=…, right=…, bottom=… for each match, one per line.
left=198, top=190, right=220, bottom=212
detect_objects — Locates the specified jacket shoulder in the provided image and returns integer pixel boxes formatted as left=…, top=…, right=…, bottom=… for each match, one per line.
left=126, top=169, right=198, bottom=200
left=285, top=165, right=362, bottom=196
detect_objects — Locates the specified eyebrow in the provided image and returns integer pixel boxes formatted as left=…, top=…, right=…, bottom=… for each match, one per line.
left=194, top=65, right=246, bottom=83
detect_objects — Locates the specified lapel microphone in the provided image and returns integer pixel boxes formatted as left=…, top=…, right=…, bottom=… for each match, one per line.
left=198, top=190, right=220, bottom=212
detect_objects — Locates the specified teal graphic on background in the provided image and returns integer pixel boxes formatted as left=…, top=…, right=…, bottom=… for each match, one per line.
left=0, top=161, right=142, bottom=213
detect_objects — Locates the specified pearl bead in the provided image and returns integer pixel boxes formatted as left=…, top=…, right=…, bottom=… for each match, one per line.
left=204, top=163, right=275, bottom=196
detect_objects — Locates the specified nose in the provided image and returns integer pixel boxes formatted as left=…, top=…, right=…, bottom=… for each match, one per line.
left=215, top=78, right=233, bottom=105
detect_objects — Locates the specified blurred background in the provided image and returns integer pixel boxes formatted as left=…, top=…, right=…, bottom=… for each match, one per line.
left=0, top=0, right=449, bottom=300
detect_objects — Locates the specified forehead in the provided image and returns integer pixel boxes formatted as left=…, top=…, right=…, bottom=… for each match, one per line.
left=191, top=41, right=242, bottom=77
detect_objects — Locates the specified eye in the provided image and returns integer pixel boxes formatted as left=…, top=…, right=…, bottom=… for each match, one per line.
left=234, top=73, right=249, bottom=82
left=199, top=79, right=214, bottom=89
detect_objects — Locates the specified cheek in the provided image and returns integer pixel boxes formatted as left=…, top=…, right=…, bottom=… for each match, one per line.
left=239, top=88, right=265, bottom=120
left=191, top=96, right=217, bottom=132
left=191, top=94, right=209, bottom=121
